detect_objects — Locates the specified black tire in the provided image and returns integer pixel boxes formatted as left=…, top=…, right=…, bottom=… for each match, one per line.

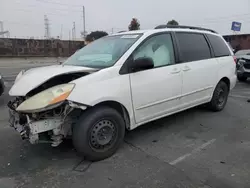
left=0, top=79, right=4, bottom=96
left=237, top=75, right=247, bottom=82
left=72, top=106, right=125, bottom=161
left=208, top=81, right=229, bottom=112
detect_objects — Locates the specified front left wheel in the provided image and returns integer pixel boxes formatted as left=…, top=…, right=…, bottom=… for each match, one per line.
left=72, top=106, right=125, bottom=161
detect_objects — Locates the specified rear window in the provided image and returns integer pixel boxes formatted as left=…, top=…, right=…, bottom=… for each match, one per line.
left=176, top=33, right=211, bottom=62
left=207, top=34, right=231, bottom=57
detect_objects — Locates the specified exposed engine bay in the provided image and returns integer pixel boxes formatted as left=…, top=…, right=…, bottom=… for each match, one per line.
left=8, top=71, right=91, bottom=146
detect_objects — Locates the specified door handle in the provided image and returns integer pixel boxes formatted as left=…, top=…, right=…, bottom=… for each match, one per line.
left=182, top=66, right=191, bottom=71
left=171, top=68, right=181, bottom=74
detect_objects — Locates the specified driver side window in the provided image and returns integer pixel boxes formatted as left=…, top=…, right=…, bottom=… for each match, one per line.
left=133, top=33, right=175, bottom=67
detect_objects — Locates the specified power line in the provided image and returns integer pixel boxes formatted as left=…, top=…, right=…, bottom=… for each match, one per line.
left=15, top=0, right=82, bottom=12
left=35, top=0, right=82, bottom=7
left=15, top=8, right=81, bottom=17
left=4, top=20, right=42, bottom=26
left=180, top=13, right=250, bottom=23
left=201, top=16, right=250, bottom=24
left=4, top=20, right=73, bottom=35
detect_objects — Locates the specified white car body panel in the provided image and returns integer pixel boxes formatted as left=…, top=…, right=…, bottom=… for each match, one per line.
left=129, top=64, right=182, bottom=124
left=67, top=66, right=137, bottom=128
left=9, top=65, right=96, bottom=96
left=180, top=58, right=218, bottom=108
left=216, top=56, right=237, bottom=90
left=9, top=28, right=237, bottom=131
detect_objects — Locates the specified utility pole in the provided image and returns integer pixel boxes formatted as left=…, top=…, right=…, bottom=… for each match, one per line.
left=0, top=21, right=4, bottom=38
left=82, top=6, right=86, bottom=38
left=44, top=15, right=50, bottom=39
left=72, top=22, right=76, bottom=40
left=60, top=24, right=63, bottom=39
left=0, top=21, right=10, bottom=38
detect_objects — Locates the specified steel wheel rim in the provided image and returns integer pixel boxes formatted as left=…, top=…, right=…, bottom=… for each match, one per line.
left=89, top=119, right=117, bottom=151
left=217, top=88, right=227, bottom=107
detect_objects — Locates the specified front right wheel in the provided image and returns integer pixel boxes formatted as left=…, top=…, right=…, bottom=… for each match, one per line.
left=72, top=106, right=125, bottom=161
left=208, top=81, right=229, bottom=112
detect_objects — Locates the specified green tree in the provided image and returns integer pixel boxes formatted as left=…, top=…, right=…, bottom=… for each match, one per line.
left=86, top=31, right=108, bottom=41
left=128, top=18, right=140, bottom=31
left=167, top=20, right=179, bottom=26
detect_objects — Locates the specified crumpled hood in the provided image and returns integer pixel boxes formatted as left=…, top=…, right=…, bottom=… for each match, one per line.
left=9, top=65, right=96, bottom=96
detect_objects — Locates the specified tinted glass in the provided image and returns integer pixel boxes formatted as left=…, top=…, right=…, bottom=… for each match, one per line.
left=176, top=33, right=211, bottom=62
left=133, top=34, right=175, bottom=67
left=207, top=34, right=231, bottom=57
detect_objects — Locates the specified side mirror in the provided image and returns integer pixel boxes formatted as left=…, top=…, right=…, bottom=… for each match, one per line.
left=130, top=57, right=154, bottom=72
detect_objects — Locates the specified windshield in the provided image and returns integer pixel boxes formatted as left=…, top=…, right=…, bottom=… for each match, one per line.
left=63, top=34, right=142, bottom=68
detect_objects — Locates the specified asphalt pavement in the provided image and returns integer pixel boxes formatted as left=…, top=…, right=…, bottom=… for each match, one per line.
left=0, top=58, right=250, bottom=188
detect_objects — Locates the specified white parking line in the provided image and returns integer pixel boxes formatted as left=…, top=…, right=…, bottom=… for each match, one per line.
left=169, top=139, right=216, bottom=165
left=233, top=88, right=250, bottom=92
left=229, top=94, right=249, bottom=99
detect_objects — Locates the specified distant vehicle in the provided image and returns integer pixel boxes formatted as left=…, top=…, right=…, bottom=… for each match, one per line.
left=8, top=25, right=236, bottom=161
left=235, top=49, right=250, bottom=81
left=235, top=49, right=250, bottom=60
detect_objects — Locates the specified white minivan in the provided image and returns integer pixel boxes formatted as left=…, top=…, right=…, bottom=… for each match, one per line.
left=8, top=26, right=237, bottom=161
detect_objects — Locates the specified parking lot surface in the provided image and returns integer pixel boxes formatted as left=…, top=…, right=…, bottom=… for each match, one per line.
left=0, top=58, right=250, bottom=188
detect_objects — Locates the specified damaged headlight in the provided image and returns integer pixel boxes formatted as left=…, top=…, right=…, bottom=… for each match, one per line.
left=16, top=83, right=75, bottom=112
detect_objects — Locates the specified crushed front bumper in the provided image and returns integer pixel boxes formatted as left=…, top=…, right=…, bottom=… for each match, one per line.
left=7, top=97, right=78, bottom=146
left=9, top=109, right=65, bottom=146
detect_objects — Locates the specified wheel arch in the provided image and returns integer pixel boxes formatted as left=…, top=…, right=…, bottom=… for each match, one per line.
left=210, top=77, right=231, bottom=101
left=93, top=100, right=131, bottom=130
left=219, top=77, right=230, bottom=90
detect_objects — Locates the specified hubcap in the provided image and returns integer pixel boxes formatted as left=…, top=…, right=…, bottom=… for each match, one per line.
left=89, top=120, right=116, bottom=150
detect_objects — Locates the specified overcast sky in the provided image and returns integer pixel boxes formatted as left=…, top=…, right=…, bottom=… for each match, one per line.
left=1, top=0, right=250, bottom=39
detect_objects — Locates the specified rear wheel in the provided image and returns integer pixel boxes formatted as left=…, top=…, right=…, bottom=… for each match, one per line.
left=72, top=106, right=125, bottom=161
left=0, top=79, right=4, bottom=96
left=208, top=81, right=229, bottom=112
left=237, top=75, right=247, bottom=82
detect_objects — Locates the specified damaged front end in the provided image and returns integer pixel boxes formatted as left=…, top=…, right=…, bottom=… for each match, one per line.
left=7, top=68, right=94, bottom=147
left=8, top=98, right=82, bottom=146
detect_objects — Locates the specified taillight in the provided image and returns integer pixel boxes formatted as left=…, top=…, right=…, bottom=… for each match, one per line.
left=233, top=56, right=237, bottom=64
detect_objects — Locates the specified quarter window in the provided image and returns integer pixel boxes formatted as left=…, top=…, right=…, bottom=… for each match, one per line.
left=176, top=33, right=211, bottom=62
left=133, top=34, right=175, bottom=68
left=207, top=34, right=231, bottom=57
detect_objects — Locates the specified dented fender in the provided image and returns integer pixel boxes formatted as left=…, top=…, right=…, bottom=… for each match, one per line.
left=67, top=66, right=136, bottom=129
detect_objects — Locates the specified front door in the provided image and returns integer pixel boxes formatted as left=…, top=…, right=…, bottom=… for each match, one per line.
left=129, top=33, right=183, bottom=124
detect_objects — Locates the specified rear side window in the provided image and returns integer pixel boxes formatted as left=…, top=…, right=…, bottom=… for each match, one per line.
left=206, top=34, right=231, bottom=57
left=176, top=33, right=211, bottom=62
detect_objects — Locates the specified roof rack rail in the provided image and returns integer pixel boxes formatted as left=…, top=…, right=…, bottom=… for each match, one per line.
left=117, top=30, right=127, bottom=33
left=154, top=25, right=217, bottom=34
